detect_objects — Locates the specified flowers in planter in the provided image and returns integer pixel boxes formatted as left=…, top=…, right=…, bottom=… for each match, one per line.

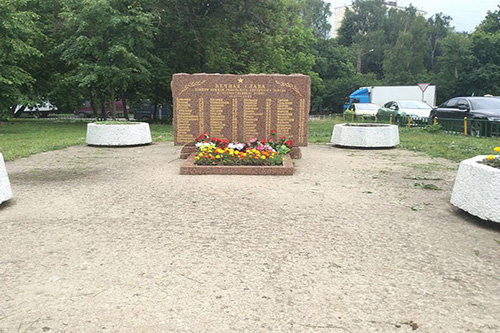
left=193, top=131, right=293, bottom=166
left=482, top=147, right=500, bottom=169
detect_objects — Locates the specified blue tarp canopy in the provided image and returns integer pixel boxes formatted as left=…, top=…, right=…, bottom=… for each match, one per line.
left=349, top=88, right=370, bottom=103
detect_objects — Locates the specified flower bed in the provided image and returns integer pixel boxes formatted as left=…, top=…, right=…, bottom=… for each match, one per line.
left=331, top=123, right=399, bottom=148
left=450, top=147, right=500, bottom=223
left=0, top=153, right=13, bottom=205
left=86, top=122, right=152, bottom=146
left=180, top=132, right=294, bottom=175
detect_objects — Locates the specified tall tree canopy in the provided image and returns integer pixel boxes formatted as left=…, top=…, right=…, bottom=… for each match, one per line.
left=2, top=0, right=500, bottom=118
left=0, top=0, right=39, bottom=119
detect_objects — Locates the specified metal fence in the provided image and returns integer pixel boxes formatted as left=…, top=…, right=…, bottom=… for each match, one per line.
left=317, top=113, right=500, bottom=138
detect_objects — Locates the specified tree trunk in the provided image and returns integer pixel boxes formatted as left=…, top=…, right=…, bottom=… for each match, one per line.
left=109, top=85, right=116, bottom=120
left=89, top=88, right=98, bottom=118
left=100, top=97, right=106, bottom=120
left=120, top=87, right=129, bottom=120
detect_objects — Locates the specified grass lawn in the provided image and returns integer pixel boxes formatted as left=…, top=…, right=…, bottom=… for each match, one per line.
left=1, top=118, right=497, bottom=162
left=308, top=118, right=499, bottom=162
left=0, top=120, right=172, bottom=161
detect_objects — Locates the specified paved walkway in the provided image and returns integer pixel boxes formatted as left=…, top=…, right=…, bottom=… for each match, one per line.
left=1, top=142, right=499, bottom=332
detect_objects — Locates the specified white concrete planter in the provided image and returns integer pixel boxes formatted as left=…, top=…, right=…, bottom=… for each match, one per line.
left=0, top=153, right=13, bottom=205
left=331, top=123, right=399, bottom=148
left=86, top=122, right=152, bottom=146
left=450, top=155, right=500, bottom=223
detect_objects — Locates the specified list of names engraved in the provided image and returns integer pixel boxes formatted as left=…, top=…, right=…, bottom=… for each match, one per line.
left=277, top=99, right=294, bottom=137
left=176, top=98, right=198, bottom=143
left=209, top=98, right=229, bottom=138
left=172, top=74, right=311, bottom=146
left=243, top=99, right=261, bottom=141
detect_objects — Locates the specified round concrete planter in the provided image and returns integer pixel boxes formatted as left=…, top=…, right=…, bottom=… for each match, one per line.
left=86, top=122, right=152, bottom=146
left=450, top=155, right=500, bottom=223
left=0, top=153, right=13, bottom=205
left=331, top=123, right=399, bottom=148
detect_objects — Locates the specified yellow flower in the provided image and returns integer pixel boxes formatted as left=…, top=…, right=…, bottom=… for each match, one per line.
left=216, top=155, right=221, bottom=159
left=487, top=155, right=495, bottom=160
left=194, top=156, right=200, bottom=161
left=198, top=153, right=203, bottom=157
left=495, top=147, right=500, bottom=153
left=261, top=155, right=266, bottom=159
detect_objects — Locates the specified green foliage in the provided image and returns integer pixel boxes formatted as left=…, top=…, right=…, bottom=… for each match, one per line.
left=424, top=123, right=443, bottom=133
left=0, top=0, right=40, bottom=120
left=3, top=0, right=500, bottom=116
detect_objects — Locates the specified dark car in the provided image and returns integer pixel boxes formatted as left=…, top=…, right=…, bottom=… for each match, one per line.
left=429, top=97, right=500, bottom=136
left=132, top=100, right=172, bottom=121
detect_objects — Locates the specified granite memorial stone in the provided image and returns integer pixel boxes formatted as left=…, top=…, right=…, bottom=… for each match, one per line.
left=172, top=73, right=311, bottom=152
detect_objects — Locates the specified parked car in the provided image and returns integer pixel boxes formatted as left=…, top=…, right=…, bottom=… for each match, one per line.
left=377, top=100, right=432, bottom=122
left=13, top=101, right=57, bottom=118
left=343, top=103, right=379, bottom=118
left=429, top=96, right=500, bottom=136
left=75, top=101, right=127, bottom=118
left=132, top=100, right=172, bottom=121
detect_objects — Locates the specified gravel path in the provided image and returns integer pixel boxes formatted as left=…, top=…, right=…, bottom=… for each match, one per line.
left=1, top=142, right=499, bottom=332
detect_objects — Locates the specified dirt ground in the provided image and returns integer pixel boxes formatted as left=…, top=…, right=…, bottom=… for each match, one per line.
left=1, top=142, right=499, bottom=332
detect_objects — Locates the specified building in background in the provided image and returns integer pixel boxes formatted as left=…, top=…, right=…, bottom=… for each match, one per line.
left=332, top=1, right=426, bottom=38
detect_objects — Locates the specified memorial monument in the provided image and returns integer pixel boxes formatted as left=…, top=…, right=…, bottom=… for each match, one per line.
left=172, top=73, right=311, bottom=158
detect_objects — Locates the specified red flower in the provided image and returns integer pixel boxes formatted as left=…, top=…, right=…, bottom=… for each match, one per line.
left=223, top=139, right=230, bottom=145
left=281, top=136, right=286, bottom=141
left=195, top=137, right=201, bottom=142
left=285, top=139, right=293, bottom=147
left=210, top=137, right=216, bottom=142
left=268, top=138, right=274, bottom=142
left=271, top=130, right=276, bottom=135
left=260, top=139, right=266, bottom=144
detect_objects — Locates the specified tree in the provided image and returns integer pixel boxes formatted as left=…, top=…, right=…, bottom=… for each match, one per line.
left=58, top=0, right=155, bottom=119
left=382, top=7, right=429, bottom=84
left=337, top=0, right=387, bottom=46
left=426, top=13, right=452, bottom=72
left=297, top=0, right=332, bottom=39
left=0, top=0, right=39, bottom=120
left=435, top=32, right=476, bottom=100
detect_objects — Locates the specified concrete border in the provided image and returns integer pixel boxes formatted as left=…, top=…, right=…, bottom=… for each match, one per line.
left=331, top=123, right=399, bottom=148
left=450, top=155, right=500, bottom=223
left=86, top=122, right=152, bottom=146
left=0, top=153, right=13, bottom=205
left=180, top=154, right=294, bottom=175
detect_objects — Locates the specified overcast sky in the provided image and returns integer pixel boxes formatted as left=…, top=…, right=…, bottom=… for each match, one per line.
left=326, top=0, right=500, bottom=33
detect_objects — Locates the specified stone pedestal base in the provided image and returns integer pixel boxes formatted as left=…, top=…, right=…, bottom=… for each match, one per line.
left=331, top=123, right=399, bottom=148
left=86, top=122, right=152, bottom=146
left=0, top=153, right=13, bottom=205
left=451, top=155, right=500, bottom=223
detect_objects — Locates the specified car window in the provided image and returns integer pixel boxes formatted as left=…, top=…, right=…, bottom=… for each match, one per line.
left=443, top=99, right=458, bottom=108
left=469, top=98, right=500, bottom=110
left=349, top=104, right=355, bottom=111
left=457, top=99, right=470, bottom=109
left=384, top=102, right=392, bottom=108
